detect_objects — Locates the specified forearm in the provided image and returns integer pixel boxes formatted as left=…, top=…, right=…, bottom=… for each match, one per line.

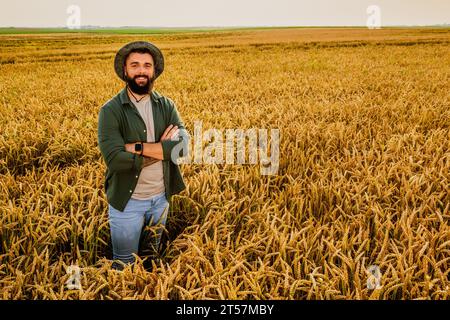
left=124, top=120, right=187, bottom=162
left=125, top=142, right=163, bottom=160
left=141, top=142, right=164, bottom=160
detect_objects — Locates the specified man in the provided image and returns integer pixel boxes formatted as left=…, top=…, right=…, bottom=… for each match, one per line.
left=97, top=41, right=190, bottom=270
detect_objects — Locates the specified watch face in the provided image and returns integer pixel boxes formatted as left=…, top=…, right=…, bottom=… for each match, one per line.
left=135, top=143, right=142, bottom=152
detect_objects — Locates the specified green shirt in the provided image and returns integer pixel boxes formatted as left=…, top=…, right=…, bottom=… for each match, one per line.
left=97, top=87, right=190, bottom=212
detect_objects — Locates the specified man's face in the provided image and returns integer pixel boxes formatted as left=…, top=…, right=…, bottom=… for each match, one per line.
left=124, top=52, right=155, bottom=94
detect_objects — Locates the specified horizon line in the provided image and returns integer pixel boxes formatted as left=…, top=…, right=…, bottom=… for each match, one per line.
left=1, top=24, right=449, bottom=29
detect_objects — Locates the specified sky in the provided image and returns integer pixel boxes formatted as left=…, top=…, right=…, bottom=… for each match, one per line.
left=0, top=0, right=449, bottom=28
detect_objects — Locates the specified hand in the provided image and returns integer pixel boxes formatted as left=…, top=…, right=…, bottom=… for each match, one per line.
left=160, top=124, right=179, bottom=141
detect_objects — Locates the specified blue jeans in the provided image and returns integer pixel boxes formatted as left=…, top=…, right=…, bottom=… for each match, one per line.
left=108, top=191, right=169, bottom=268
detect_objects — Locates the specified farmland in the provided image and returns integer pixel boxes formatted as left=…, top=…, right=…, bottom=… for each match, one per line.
left=0, top=27, right=449, bottom=299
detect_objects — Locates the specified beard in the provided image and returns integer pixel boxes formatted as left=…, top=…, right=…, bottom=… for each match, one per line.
left=125, top=74, right=155, bottom=95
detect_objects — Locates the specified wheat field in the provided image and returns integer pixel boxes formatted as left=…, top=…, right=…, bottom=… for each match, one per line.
left=0, top=28, right=449, bottom=299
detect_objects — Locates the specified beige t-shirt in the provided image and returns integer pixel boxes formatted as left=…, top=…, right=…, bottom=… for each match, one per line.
left=130, top=95, right=165, bottom=200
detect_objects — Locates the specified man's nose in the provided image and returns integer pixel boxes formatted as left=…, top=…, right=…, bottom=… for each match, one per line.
left=136, top=66, right=148, bottom=74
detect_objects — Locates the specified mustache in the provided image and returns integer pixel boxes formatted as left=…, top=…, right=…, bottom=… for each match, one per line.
left=133, top=75, right=150, bottom=80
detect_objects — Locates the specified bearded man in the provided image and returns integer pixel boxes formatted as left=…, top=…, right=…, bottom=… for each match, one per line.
left=97, top=41, right=190, bottom=270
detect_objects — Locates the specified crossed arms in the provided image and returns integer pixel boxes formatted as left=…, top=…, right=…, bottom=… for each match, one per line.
left=98, top=103, right=190, bottom=173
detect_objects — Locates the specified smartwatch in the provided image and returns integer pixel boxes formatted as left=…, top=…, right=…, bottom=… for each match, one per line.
left=134, top=142, right=143, bottom=155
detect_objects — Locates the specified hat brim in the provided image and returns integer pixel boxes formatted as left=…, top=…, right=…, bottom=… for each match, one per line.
left=114, top=41, right=164, bottom=81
